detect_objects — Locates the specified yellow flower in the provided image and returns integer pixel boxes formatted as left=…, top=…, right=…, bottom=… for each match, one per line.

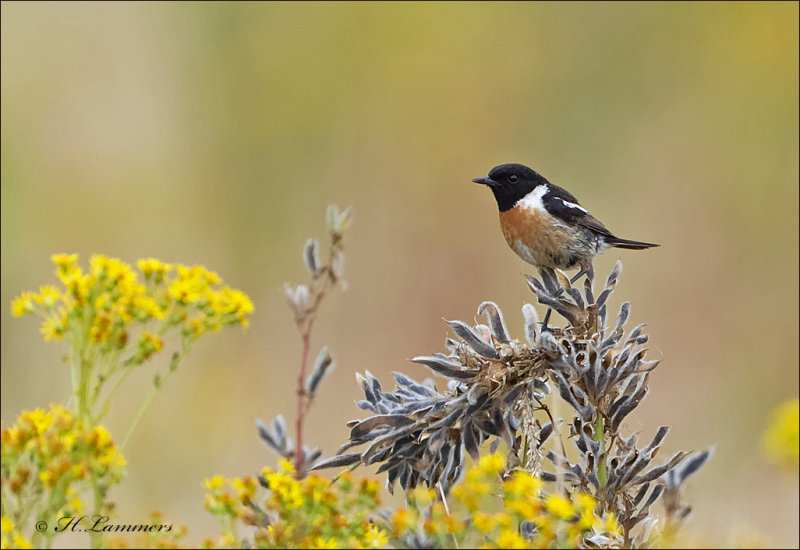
left=91, top=255, right=135, bottom=284
left=92, top=425, right=112, bottom=447
left=219, top=532, right=238, bottom=548
left=599, top=512, right=622, bottom=535
left=62, top=271, right=91, bottom=301
left=131, top=296, right=166, bottom=320
left=1, top=517, right=14, bottom=534
left=763, top=398, right=799, bottom=468
left=409, top=487, right=436, bottom=508
left=23, top=408, right=53, bottom=435
left=573, top=493, right=595, bottom=512
left=478, top=453, right=505, bottom=474
left=443, top=514, right=463, bottom=534
left=37, top=285, right=61, bottom=307
left=225, top=288, right=255, bottom=314
left=204, top=475, right=225, bottom=490
left=391, top=508, right=416, bottom=534
left=204, top=269, right=222, bottom=285
left=188, top=316, right=205, bottom=338
left=177, top=264, right=218, bottom=284
left=504, top=471, right=542, bottom=497
left=232, top=476, right=256, bottom=503
left=473, top=512, right=495, bottom=532
left=10, top=292, right=37, bottom=316
left=89, top=313, right=113, bottom=344
left=278, top=458, right=296, bottom=476
left=68, top=495, right=85, bottom=513
left=137, top=258, right=172, bottom=278
left=364, top=524, right=388, bottom=548
left=114, top=453, right=127, bottom=469
left=0, top=518, right=25, bottom=547
left=12, top=533, right=33, bottom=549
left=452, top=482, right=483, bottom=511
left=51, top=253, right=78, bottom=271
left=577, top=508, right=595, bottom=530
left=39, top=470, right=53, bottom=486
left=497, top=528, right=528, bottom=549
left=169, top=279, right=204, bottom=304
left=492, top=513, right=512, bottom=529
left=545, top=494, right=574, bottom=520
left=39, top=317, right=65, bottom=341
left=310, top=536, right=338, bottom=549
left=1, top=426, right=21, bottom=449
left=140, top=331, right=164, bottom=355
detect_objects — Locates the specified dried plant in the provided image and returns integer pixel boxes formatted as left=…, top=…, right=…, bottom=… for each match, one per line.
left=257, top=205, right=351, bottom=478
left=313, top=261, right=711, bottom=546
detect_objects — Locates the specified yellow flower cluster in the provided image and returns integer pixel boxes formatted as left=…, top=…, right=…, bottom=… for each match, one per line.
left=1, top=404, right=126, bottom=542
left=391, top=453, right=622, bottom=549
left=11, top=254, right=254, bottom=376
left=11, top=254, right=254, bottom=356
left=388, top=487, right=463, bottom=543
left=1, top=517, right=33, bottom=550
left=203, top=473, right=257, bottom=520
left=104, top=511, right=188, bottom=549
left=6, top=253, right=254, bottom=548
left=203, top=460, right=388, bottom=549
left=763, top=398, right=799, bottom=470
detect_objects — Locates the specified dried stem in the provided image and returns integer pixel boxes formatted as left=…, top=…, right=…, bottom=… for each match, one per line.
left=290, top=224, right=346, bottom=478
left=595, top=413, right=607, bottom=489
left=294, top=331, right=312, bottom=477
left=292, top=283, right=330, bottom=478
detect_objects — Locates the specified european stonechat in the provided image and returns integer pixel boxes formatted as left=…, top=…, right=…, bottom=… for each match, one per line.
left=474, top=163, right=658, bottom=274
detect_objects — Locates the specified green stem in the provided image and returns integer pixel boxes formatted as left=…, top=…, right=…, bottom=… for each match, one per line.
left=89, top=474, right=105, bottom=549
left=119, top=384, right=158, bottom=452
left=96, top=366, right=135, bottom=422
left=328, top=462, right=360, bottom=487
left=69, top=344, right=81, bottom=415
left=119, top=339, right=193, bottom=452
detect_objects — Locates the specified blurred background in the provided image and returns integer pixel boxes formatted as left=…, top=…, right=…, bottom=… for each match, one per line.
left=2, top=2, right=797, bottom=547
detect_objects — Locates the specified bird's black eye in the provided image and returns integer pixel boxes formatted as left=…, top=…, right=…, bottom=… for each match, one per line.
left=509, top=174, right=518, bottom=183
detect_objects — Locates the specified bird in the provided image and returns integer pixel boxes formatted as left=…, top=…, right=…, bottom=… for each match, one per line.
left=473, top=163, right=658, bottom=279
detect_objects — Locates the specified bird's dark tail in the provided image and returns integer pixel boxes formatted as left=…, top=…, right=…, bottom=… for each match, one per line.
left=607, top=237, right=659, bottom=250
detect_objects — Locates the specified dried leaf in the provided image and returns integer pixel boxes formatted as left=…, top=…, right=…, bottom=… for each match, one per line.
left=303, top=238, right=321, bottom=275
left=305, top=346, right=335, bottom=395
left=522, top=303, right=541, bottom=345
left=679, top=448, right=714, bottom=483
left=446, top=320, right=499, bottom=359
left=606, top=260, right=623, bottom=288
left=350, top=415, right=415, bottom=440
left=309, top=452, right=362, bottom=470
left=412, top=356, right=478, bottom=380
left=478, top=301, right=510, bottom=343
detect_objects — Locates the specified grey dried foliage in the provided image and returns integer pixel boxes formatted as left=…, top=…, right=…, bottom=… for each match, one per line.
left=256, top=414, right=323, bottom=474
left=257, top=205, right=352, bottom=477
left=312, top=261, right=710, bottom=545
left=306, top=346, right=336, bottom=396
left=256, top=413, right=327, bottom=478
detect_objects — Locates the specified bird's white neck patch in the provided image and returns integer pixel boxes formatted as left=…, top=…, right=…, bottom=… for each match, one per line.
left=514, top=184, right=549, bottom=212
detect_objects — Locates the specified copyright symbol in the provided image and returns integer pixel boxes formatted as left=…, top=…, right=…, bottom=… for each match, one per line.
left=35, top=521, right=47, bottom=532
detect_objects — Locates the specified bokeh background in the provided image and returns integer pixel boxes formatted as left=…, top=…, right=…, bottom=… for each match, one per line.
left=2, top=2, right=798, bottom=547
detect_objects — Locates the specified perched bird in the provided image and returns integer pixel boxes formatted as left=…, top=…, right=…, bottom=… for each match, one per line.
left=474, top=163, right=658, bottom=276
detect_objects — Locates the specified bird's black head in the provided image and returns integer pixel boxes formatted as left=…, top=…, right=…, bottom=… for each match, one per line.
left=473, top=163, right=549, bottom=212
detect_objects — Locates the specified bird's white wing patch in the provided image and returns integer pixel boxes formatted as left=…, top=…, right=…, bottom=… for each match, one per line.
left=554, top=197, right=587, bottom=213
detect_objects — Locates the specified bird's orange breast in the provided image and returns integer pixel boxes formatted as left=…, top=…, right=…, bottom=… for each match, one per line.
left=499, top=205, right=579, bottom=268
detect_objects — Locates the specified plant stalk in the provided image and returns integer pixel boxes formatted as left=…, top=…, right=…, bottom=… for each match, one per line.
left=595, top=414, right=607, bottom=489
left=294, top=331, right=311, bottom=478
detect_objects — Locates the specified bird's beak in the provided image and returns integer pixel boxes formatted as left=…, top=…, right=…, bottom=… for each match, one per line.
left=473, top=176, right=496, bottom=187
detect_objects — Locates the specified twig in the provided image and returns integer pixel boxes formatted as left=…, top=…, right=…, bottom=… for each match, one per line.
left=294, top=331, right=311, bottom=477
